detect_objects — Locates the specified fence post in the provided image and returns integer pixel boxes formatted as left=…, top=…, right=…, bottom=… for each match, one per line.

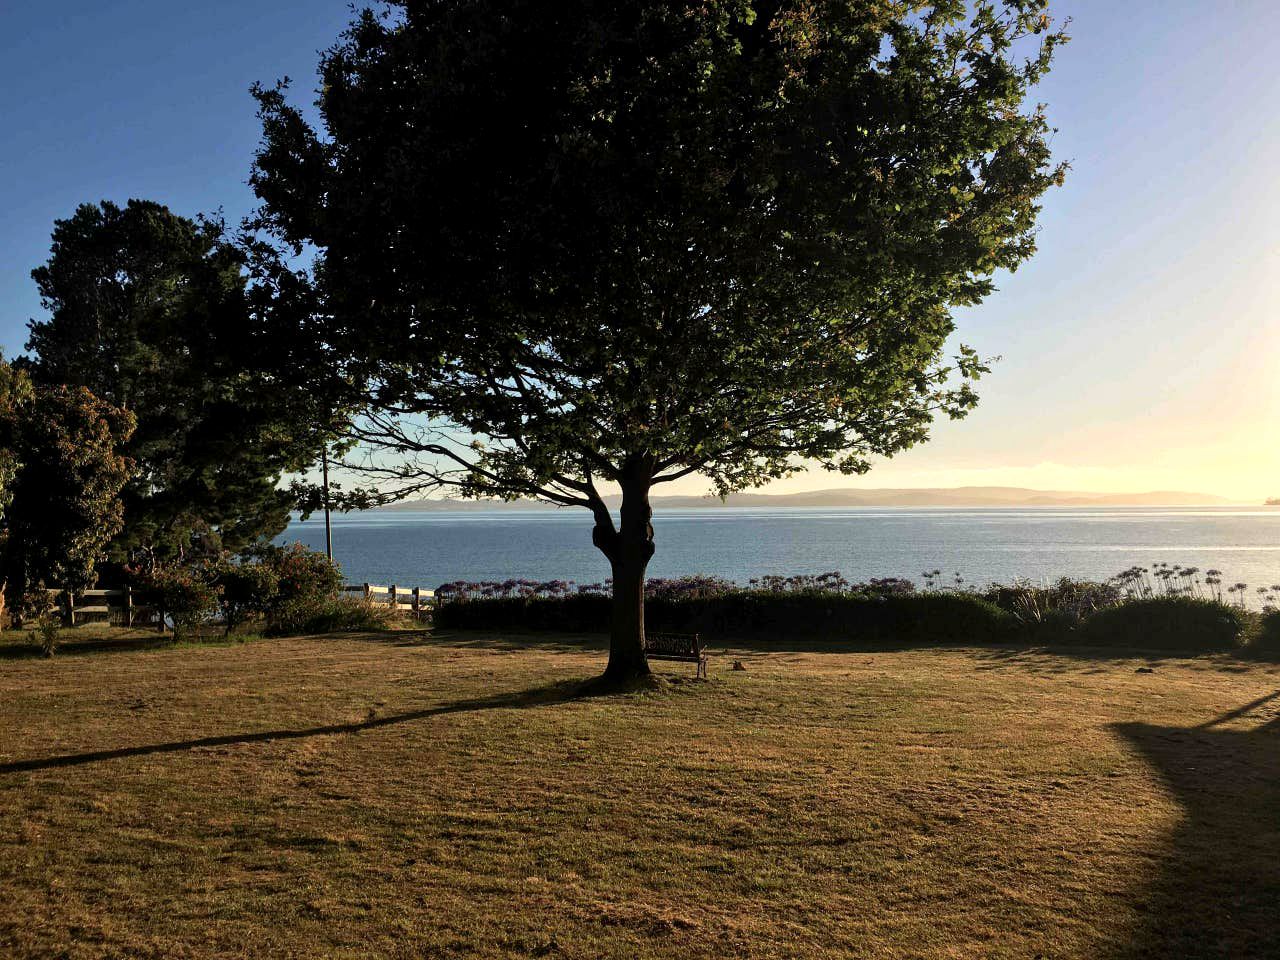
left=390, top=585, right=397, bottom=612
left=412, top=587, right=421, bottom=620
left=64, top=589, right=75, bottom=628
left=124, top=586, right=134, bottom=627
left=363, top=582, right=371, bottom=601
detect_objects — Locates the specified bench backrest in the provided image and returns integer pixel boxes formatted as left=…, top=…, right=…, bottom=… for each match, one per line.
left=644, top=632, right=702, bottom=656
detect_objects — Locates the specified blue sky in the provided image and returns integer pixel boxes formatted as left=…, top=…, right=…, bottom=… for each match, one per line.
left=2, top=2, right=1278, bottom=499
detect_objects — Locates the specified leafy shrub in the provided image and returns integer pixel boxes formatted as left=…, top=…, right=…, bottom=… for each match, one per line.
left=255, top=543, right=343, bottom=604
left=272, top=595, right=398, bottom=635
left=437, top=594, right=610, bottom=633
left=437, top=588, right=1015, bottom=645
left=868, top=593, right=1016, bottom=645
left=128, top=561, right=221, bottom=641
left=437, top=566, right=1279, bottom=654
left=33, top=616, right=60, bottom=657
left=216, top=560, right=280, bottom=635
left=1079, top=597, right=1246, bottom=652
left=22, top=587, right=60, bottom=657
left=250, top=544, right=344, bottom=636
left=985, top=577, right=1121, bottom=623
left=984, top=577, right=1123, bottom=642
left=668, top=591, right=1015, bottom=645
left=1249, top=610, right=1280, bottom=659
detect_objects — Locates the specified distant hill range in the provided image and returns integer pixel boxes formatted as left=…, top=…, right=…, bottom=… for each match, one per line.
left=375, top=486, right=1239, bottom=511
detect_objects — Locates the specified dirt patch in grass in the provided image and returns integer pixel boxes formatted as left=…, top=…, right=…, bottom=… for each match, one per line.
left=1, top=630, right=1278, bottom=958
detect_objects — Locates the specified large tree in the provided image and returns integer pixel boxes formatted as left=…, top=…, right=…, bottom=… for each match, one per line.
left=25, top=200, right=329, bottom=564
left=251, top=0, right=1066, bottom=683
left=0, top=360, right=134, bottom=623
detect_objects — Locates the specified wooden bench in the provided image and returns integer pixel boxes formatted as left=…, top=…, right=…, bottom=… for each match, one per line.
left=644, top=632, right=708, bottom=678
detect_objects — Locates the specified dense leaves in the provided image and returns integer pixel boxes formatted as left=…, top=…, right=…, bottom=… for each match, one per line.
left=122, top=544, right=359, bottom=638
left=229, top=543, right=347, bottom=635
left=127, top=559, right=222, bottom=642
left=437, top=583, right=1257, bottom=654
left=215, top=558, right=281, bottom=635
left=0, top=361, right=135, bottom=622
left=25, top=200, right=329, bottom=562
left=436, top=589, right=1019, bottom=645
left=251, top=0, right=1066, bottom=677
left=1080, top=597, right=1248, bottom=652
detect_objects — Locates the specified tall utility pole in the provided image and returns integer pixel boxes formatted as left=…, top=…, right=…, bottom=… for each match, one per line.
left=320, top=445, right=333, bottom=561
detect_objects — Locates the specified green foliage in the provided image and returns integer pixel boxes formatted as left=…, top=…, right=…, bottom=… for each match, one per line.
left=0, top=361, right=135, bottom=621
left=0, top=362, right=28, bottom=528
left=126, top=546, right=352, bottom=638
left=128, top=561, right=222, bottom=642
left=21, top=588, right=61, bottom=657
left=25, top=200, right=329, bottom=562
left=252, top=0, right=1065, bottom=500
left=33, top=617, right=61, bottom=658
left=439, top=587, right=1257, bottom=655
left=438, top=589, right=1017, bottom=645
left=251, top=1, right=1065, bottom=673
left=249, top=544, right=345, bottom=635
left=268, top=595, right=398, bottom=636
left=983, top=577, right=1123, bottom=641
left=1079, top=598, right=1247, bottom=653
left=1248, top=610, right=1280, bottom=659
left=215, top=560, right=281, bottom=635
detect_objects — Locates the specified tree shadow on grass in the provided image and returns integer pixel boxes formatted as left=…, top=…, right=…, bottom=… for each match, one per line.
left=0, top=678, right=591, bottom=776
left=1107, top=692, right=1280, bottom=958
left=966, top=645, right=1278, bottom=677
left=0, top=627, right=607, bottom=661
left=0, top=634, right=176, bottom=660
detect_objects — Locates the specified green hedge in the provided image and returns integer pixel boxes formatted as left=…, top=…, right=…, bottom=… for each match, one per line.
left=436, top=590, right=1018, bottom=645
left=1247, top=610, right=1280, bottom=659
left=1078, top=597, right=1247, bottom=652
left=437, top=590, right=1261, bottom=654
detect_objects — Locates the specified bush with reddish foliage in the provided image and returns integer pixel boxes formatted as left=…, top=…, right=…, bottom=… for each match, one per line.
left=127, top=560, right=221, bottom=641
left=247, top=543, right=344, bottom=635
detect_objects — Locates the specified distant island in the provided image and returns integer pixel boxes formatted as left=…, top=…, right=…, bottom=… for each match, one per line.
left=374, top=486, right=1239, bottom=512
left=1267, top=497, right=1280, bottom=506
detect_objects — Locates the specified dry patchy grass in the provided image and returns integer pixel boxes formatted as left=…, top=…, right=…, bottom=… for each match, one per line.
left=1, top=630, right=1278, bottom=958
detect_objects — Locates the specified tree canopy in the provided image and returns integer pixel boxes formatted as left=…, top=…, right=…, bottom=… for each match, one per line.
left=0, top=360, right=135, bottom=623
left=251, top=0, right=1066, bottom=681
left=25, top=200, right=329, bottom=564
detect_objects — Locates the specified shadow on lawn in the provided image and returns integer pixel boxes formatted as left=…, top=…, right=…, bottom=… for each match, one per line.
left=0, top=628, right=603, bottom=661
left=0, top=635, right=175, bottom=660
left=967, top=645, right=1277, bottom=677
left=1107, top=692, right=1280, bottom=959
left=0, top=678, right=589, bottom=775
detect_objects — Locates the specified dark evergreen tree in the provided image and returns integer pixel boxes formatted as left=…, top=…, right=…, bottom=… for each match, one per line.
left=25, top=200, right=328, bottom=564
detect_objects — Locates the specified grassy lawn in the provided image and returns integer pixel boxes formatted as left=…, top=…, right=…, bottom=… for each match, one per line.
left=1, top=629, right=1278, bottom=959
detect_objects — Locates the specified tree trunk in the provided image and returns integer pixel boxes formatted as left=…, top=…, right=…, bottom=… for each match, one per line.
left=605, top=547, right=651, bottom=681
left=591, top=469, right=656, bottom=685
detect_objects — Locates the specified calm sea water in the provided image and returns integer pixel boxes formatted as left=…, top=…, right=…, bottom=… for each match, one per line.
left=279, top=506, right=1280, bottom=598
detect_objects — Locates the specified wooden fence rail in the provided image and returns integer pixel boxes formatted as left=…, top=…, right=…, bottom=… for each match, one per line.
left=343, top=583, right=436, bottom=621
left=42, top=582, right=435, bottom=628
left=44, top=587, right=163, bottom=630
